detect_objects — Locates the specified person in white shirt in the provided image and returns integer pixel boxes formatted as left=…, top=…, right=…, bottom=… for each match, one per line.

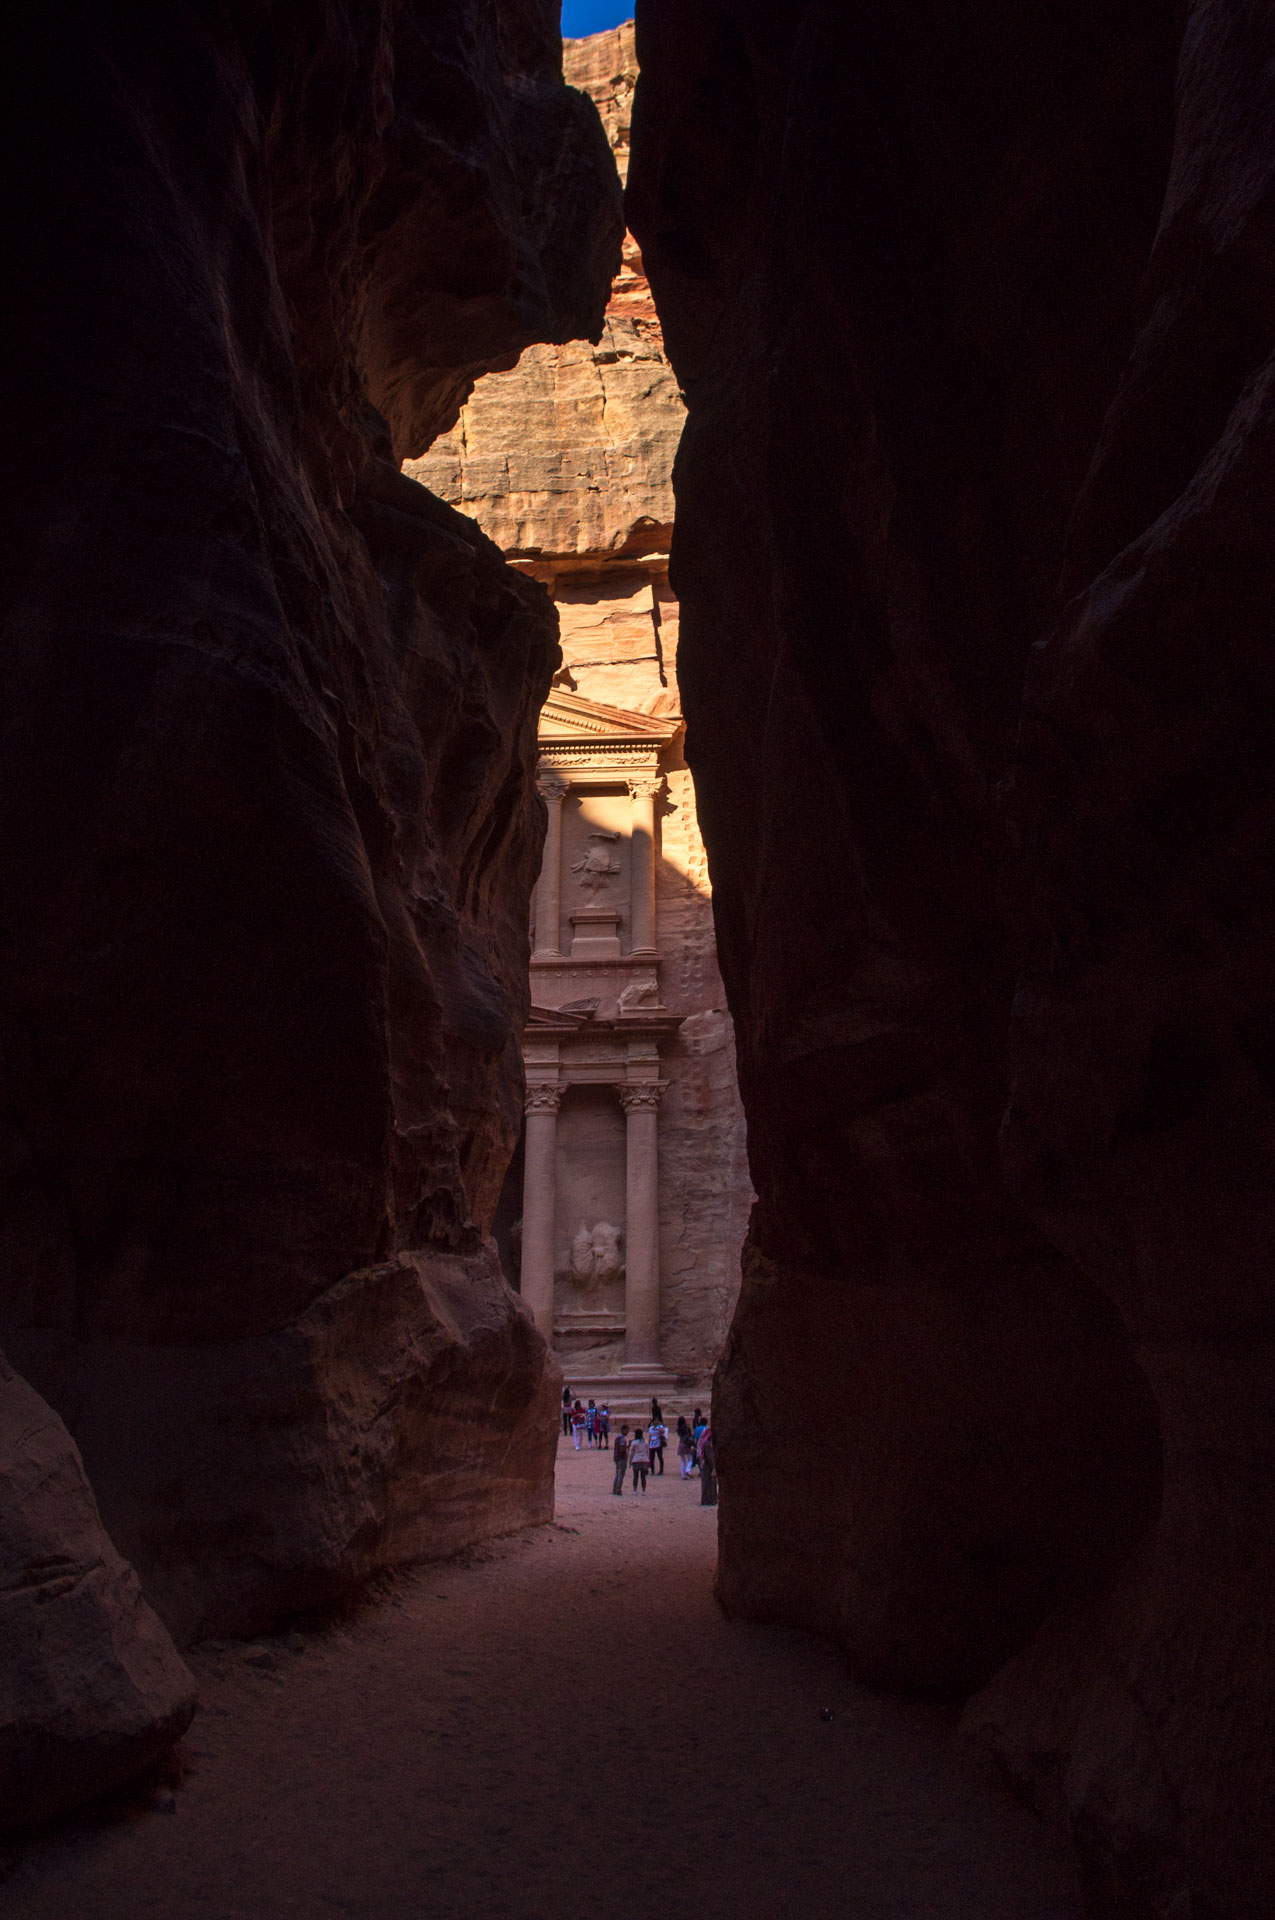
left=647, top=1419, right=667, bottom=1476
left=629, top=1428, right=651, bottom=1494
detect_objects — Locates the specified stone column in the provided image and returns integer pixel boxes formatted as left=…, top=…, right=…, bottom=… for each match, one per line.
left=533, top=769, right=567, bottom=958
left=626, top=772, right=662, bottom=955
left=520, top=1084, right=562, bottom=1343
left=620, top=1082, right=665, bottom=1366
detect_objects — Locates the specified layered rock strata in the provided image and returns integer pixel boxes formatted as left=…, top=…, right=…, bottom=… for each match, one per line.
left=416, top=24, right=681, bottom=571
left=631, top=2, right=1275, bottom=1914
left=412, top=22, right=751, bottom=1392
left=0, top=0, right=620, bottom=1654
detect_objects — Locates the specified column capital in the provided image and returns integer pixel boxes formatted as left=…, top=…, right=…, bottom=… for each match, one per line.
left=524, top=1083, right=563, bottom=1115
left=619, top=1082, right=665, bottom=1114
left=625, top=772, right=663, bottom=802
left=536, top=767, right=568, bottom=804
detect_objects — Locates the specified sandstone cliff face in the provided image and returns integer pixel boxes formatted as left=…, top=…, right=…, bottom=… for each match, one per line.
left=0, top=3, right=620, bottom=1643
left=414, top=23, right=751, bottom=1387
left=631, top=2, right=1274, bottom=1914
left=412, top=24, right=682, bottom=572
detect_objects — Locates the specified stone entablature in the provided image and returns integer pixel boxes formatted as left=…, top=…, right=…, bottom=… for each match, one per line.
left=537, top=690, right=678, bottom=759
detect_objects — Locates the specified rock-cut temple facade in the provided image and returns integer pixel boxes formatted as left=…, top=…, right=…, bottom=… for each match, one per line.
left=410, top=24, right=750, bottom=1407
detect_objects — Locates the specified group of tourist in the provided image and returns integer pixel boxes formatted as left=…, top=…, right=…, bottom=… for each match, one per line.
left=560, top=1389, right=717, bottom=1506
left=562, top=1396, right=611, bottom=1449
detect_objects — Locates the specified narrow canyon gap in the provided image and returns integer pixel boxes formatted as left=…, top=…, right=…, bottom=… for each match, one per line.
left=413, top=23, right=753, bottom=1413
left=629, top=4, right=1275, bottom=1917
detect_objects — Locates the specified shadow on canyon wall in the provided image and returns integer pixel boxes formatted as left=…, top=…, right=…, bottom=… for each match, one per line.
left=0, top=0, right=618, bottom=1824
left=629, top=2, right=1275, bottom=1916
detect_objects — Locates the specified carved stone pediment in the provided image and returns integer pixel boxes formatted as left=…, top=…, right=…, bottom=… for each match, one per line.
left=537, top=690, right=681, bottom=768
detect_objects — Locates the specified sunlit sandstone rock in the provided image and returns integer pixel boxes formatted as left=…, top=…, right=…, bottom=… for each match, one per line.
left=412, top=25, right=681, bottom=573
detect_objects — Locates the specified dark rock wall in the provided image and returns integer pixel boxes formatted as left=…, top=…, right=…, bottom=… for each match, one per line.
left=0, top=1348, right=196, bottom=1827
left=631, top=1, right=1275, bottom=1913
left=980, top=12, right=1275, bottom=1913
left=0, top=2, right=621, bottom=1640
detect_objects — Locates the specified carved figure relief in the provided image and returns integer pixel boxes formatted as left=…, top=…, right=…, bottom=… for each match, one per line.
left=567, top=1219, right=624, bottom=1289
left=591, top=1220, right=623, bottom=1285
left=571, top=1223, right=595, bottom=1283
left=618, top=977, right=661, bottom=1013
left=571, top=830, right=621, bottom=894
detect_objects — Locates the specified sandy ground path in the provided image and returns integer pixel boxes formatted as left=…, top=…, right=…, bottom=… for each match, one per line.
left=3, top=1435, right=1083, bottom=1920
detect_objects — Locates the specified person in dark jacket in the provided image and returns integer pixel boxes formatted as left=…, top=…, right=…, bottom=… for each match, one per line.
left=611, top=1424, right=631, bottom=1496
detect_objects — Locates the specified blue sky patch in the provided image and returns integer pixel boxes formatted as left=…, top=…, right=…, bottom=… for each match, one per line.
left=562, top=1, right=633, bottom=39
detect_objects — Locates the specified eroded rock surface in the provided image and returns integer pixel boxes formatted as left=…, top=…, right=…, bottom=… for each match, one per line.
left=0, top=1349, right=195, bottom=1827
left=631, top=1, right=1275, bottom=1913
left=0, top=3, right=620, bottom=1639
left=412, top=23, right=683, bottom=569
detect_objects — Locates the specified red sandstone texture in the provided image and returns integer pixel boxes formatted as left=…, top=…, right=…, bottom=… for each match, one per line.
left=630, top=3, right=1275, bottom=1915
left=0, top=0, right=620, bottom=1729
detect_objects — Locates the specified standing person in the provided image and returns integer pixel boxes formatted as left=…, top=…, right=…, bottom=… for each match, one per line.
left=562, top=1386, right=573, bottom=1438
left=611, top=1423, right=631, bottom=1496
left=630, top=1425, right=650, bottom=1494
left=571, top=1401, right=587, bottom=1450
left=585, top=1398, right=598, bottom=1447
left=598, top=1405, right=610, bottom=1448
left=651, top=1397, right=663, bottom=1426
left=699, top=1425, right=718, bottom=1506
left=692, top=1409, right=708, bottom=1460
left=676, top=1416, right=695, bottom=1479
left=648, top=1414, right=667, bottom=1476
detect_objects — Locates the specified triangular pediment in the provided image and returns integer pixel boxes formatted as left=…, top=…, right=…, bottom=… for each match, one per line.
left=538, top=689, right=681, bottom=747
left=526, top=1003, right=595, bottom=1028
